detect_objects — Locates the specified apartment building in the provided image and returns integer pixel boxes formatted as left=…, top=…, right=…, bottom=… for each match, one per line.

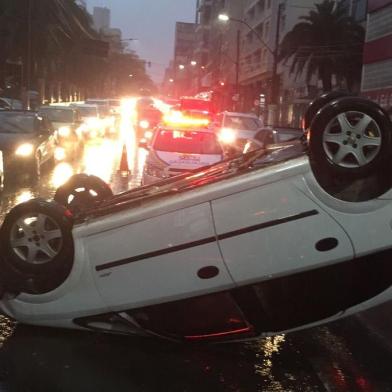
left=361, top=0, right=392, bottom=110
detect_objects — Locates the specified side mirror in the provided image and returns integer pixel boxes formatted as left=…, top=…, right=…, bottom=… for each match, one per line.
left=139, top=139, right=150, bottom=150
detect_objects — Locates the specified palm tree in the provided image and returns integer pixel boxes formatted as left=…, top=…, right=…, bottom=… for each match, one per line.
left=279, top=0, right=365, bottom=92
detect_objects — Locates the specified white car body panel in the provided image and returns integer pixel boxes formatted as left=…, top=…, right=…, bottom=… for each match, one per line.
left=300, top=171, right=392, bottom=257
left=1, top=237, right=109, bottom=322
left=86, top=203, right=234, bottom=310
left=212, top=181, right=354, bottom=285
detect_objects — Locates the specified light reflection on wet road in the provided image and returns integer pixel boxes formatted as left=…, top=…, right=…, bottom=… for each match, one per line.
left=1, top=123, right=392, bottom=390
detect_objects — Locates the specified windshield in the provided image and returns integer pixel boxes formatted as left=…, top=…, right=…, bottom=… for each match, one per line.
left=153, top=129, right=222, bottom=155
left=0, top=114, right=36, bottom=133
left=224, top=116, right=261, bottom=131
left=76, top=106, right=97, bottom=117
left=39, top=108, right=74, bottom=123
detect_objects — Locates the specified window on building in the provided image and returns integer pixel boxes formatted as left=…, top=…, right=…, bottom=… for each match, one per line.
left=257, top=0, right=265, bottom=13
left=264, top=21, right=270, bottom=40
left=267, top=0, right=272, bottom=9
left=263, top=49, right=268, bottom=67
left=247, top=31, right=253, bottom=45
left=256, top=22, right=263, bottom=37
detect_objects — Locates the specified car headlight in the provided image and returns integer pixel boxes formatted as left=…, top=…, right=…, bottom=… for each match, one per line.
left=15, top=143, right=34, bottom=157
left=58, top=126, right=71, bottom=137
left=139, top=120, right=150, bottom=129
left=144, top=130, right=153, bottom=139
left=218, top=128, right=236, bottom=144
left=86, top=117, right=100, bottom=128
left=54, top=147, right=66, bottom=161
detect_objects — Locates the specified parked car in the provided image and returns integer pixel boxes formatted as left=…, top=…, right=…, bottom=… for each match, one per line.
left=213, top=111, right=263, bottom=153
left=141, top=124, right=224, bottom=185
left=39, top=106, right=83, bottom=161
left=0, top=111, right=57, bottom=182
left=1, top=96, right=392, bottom=343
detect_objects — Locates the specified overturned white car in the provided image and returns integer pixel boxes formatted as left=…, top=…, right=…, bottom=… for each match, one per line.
left=1, top=95, right=392, bottom=343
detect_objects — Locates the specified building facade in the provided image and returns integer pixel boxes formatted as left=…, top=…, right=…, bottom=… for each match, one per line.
left=172, top=22, right=197, bottom=97
left=93, top=7, right=110, bottom=32
left=361, top=0, right=392, bottom=110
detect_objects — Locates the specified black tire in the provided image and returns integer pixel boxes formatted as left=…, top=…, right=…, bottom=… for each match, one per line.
left=54, top=173, right=113, bottom=213
left=303, top=91, right=352, bottom=131
left=0, top=198, right=74, bottom=294
left=309, top=97, right=392, bottom=178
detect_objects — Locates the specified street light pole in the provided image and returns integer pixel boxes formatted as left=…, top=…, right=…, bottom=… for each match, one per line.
left=219, top=6, right=283, bottom=124
left=269, top=3, right=284, bottom=125
left=26, top=0, right=32, bottom=110
left=235, top=29, right=240, bottom=95
left=235, top=29, right=241, bottom=111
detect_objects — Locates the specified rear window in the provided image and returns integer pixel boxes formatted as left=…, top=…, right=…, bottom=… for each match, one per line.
left=39, top=108, right=74, bottom=123
left=75, top=106, right=97, bottom=117
left=0, top=114, right=36, bottom=133
left=223, top=116, right=261, bottom=131
left=154, top=130, right=222, bottom=155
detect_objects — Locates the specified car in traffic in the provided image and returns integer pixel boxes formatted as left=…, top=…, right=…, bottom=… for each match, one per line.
left=213, top=111, right=264, bottom=153
left=0, top=111, right=57, bottom=182
left=242, top=127, right=304, bottom=153
left=1, top=95, right=392, bottom=343
left=39, top=106, right=83, bottom=161
left=70, top=104, right=103, bottom=139
left=0, top=98, right=23, bottom=111
left=141, top=123, right=224, bottom=185
left=135, top=98, right=163, bottom=138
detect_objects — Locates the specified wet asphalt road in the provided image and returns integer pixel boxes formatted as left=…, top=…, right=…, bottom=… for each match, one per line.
left=1, top=134, right=392, bottom=391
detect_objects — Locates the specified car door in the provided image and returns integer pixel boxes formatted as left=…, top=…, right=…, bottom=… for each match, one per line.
left=86, top=202, right=235, bottom=311
left=211, top=179, right=354, bottom=286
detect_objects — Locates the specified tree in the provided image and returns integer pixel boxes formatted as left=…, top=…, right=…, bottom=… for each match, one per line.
left=0, top=0, right=154, bottom=102
left=279, top=0, right=365, bottom=92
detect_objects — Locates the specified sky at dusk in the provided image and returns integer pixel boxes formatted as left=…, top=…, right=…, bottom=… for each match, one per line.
left=88, top=0, right=196, bottom=84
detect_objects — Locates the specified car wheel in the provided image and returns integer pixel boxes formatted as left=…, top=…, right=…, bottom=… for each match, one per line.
left=54, top=173, right=113, bottom=213
left=309, top=97, right=392, bottom=178
left=0, top=198, right=74, bottom=294
left=303, top=91, right=351, bottom=131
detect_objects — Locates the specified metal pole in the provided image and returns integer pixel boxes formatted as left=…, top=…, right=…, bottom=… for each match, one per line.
left=269, top=3, right=284, bottom=125
left=26, top=0, right=32, bottom=110
left=235, top=29, right=240, bottom=94
left=235, top=29, right=240, bottom=111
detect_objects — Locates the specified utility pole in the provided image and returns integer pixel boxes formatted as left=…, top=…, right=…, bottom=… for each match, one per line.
left=235, top=29, right=240, bottom=95
left=26, top=0, right=32, bottom=110
left=235, top=29, right=240, bottom=111
left=269, top=3, right=284, bottom=126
